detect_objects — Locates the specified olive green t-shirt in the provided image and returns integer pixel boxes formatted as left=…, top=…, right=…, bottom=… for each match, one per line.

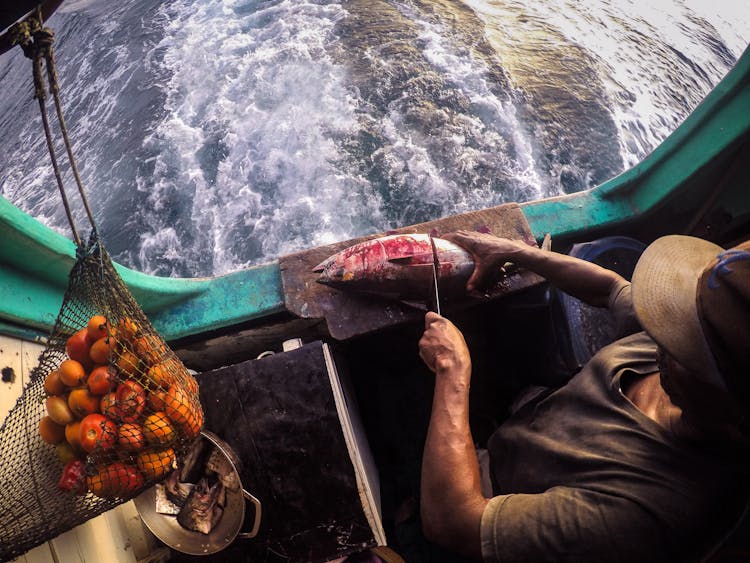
left=481, top=282, right=743, bottom=562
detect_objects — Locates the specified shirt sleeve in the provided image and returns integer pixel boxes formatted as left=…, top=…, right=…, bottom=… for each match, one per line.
left=480, top=487, right=669, bottom=563
left=607, top=280, right=642, bottom=339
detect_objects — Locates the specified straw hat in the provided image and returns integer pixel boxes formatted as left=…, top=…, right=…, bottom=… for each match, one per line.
left=632, top=235, right=750, bottom=399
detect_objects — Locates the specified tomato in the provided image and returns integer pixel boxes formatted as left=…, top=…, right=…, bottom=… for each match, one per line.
left=115, top=380, right=146, bottom=423
left=59, top=460, right=87, bottom=495
left=87, top=315, right=109, bottom=341
left=68, top=388, right=100, bottom=419
left=100, top=391, right=120, bottom=421
left=117, top=423, right=145, bottom=452
left=86, top=461, right=144, bottom=498
left=87, top=365, right=115, bottom=395
left=66, top=329, right=93, bottom=364
left=147, top=388, right=167, bottom=412
left=79, top=413, right=117, bottom=453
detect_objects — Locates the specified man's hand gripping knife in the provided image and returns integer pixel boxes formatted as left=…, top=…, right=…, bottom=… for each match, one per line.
left=419, top=312, right=489, bottom=559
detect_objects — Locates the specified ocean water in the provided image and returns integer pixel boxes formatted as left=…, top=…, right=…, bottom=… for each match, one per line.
left=0, top=0, right=748, bottom=277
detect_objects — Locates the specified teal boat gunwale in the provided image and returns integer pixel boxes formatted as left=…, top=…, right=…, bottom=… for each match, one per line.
left=1, top=46, right=749, bottom=342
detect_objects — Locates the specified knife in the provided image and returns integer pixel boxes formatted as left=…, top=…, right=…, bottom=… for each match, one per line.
left=428, top=235, right=441, bottom=315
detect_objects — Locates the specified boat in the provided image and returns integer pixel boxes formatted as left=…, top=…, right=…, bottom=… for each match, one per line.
left=2, top=2, right=749, bottom=562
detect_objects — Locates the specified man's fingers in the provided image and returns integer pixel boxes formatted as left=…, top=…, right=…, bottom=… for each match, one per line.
left=425, top=311, right=442, bottom=328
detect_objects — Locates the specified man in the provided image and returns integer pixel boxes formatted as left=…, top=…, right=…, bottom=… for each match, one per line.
left=418, top=231, right=749, bottom=562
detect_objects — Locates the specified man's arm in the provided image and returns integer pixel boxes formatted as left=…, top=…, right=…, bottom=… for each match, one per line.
left=419, top=312, right=489, bottom=559
left=444, top=231, right=626, bottom=307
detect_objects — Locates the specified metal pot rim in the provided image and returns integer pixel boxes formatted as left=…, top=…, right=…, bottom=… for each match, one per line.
left=134, top=431, right=261, bottom=555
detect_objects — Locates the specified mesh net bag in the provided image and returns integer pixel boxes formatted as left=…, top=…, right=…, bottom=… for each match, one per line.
left=0, top=231, right=203, bottom=561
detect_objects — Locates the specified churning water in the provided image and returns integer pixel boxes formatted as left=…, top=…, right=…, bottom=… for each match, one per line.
left=1, top=0, right=748, bottom=277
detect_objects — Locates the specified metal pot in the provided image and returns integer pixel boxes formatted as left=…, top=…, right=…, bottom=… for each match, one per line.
left=134, top=431, right=262, bottom=555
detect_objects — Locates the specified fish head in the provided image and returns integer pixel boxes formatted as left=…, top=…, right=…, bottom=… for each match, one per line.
left=312, top=236, right=393, bottom=288
left=312, top=255, right=349, bottom=283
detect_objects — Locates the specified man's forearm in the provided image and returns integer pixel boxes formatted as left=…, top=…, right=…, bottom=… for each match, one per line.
left=421, top=368, right=488, bottom=558
left=512, top=244, right=624, bottom=307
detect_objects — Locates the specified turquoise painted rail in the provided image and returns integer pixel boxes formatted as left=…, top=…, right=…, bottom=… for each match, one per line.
left=1, top=45, right=749, bottom=341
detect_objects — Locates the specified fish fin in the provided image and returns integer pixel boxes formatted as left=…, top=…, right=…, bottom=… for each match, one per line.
left=476, top=225, right=493, bottom=234
left=386, top=229, right=399, bottom=235
left=429, top=227, right=440, bottom=237
left=387, top=253, right=434, bottom=264
left=387, top=256, right=416, bottom=264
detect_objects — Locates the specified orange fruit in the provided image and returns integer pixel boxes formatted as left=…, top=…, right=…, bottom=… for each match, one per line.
left=164, top=385, right=203, bottom=439
left=55, top=441, right=78, bottom=464
left=146, top=362, right=174, bottom=389
left=142, top=412, right=175, bottom=445
left=44, top=370, right=67, bottom=395
left=39, top=415, right=65, bottom=444
left=183, top=374, right=199, bottom=396
left=59, top=360, right=86, bottom=387
left=46, top=395, right=75, bottom=426
left=136, top=448, right=175, bottom=481
left=115, top=317, right=139, bottom=344
left=89, top=337, right=112, bottom=365
left=87, top=315, right=109, bottom=341
left=134, top=334, right=165, bottom=366
left=65, top=421, right=82, bottom=451
left=68, top=388, right=101, bottom=419
left=115, top=350, right=140, bottom=377
left=87, top=462, right=144, bottom=498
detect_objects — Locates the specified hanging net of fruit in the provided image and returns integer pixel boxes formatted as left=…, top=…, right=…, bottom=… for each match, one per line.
left=0, top=232, right=204, bottom=561
left=0, top=14, right=203, bottom=562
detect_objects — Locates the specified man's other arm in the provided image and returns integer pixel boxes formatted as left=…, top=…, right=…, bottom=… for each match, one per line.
left=419, top=312, right=488, bottom=559
left=444, top=231, right=626, bottom=307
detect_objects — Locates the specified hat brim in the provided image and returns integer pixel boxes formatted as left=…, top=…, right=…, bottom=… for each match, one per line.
left=632, top=235, right=725, bottom=388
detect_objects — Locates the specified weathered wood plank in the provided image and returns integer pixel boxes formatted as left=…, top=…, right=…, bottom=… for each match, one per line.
left=12, top=542, right=55, bottom=563
left=279, top=203, right=542, bottom=340
left=116, top=501, right=160, bottom=561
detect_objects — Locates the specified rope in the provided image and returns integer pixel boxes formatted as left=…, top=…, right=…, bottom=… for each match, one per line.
left=9, top=9, right=99, bottom=247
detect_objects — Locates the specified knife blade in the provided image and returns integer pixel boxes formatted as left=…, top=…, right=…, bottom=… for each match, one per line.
left=428, top=235, right=441, bottom=315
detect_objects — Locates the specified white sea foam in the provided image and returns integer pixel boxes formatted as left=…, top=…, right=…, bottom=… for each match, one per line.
left=1, top=0, right=748, bottom=275
left=137, top=0, right=376, bottom=274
